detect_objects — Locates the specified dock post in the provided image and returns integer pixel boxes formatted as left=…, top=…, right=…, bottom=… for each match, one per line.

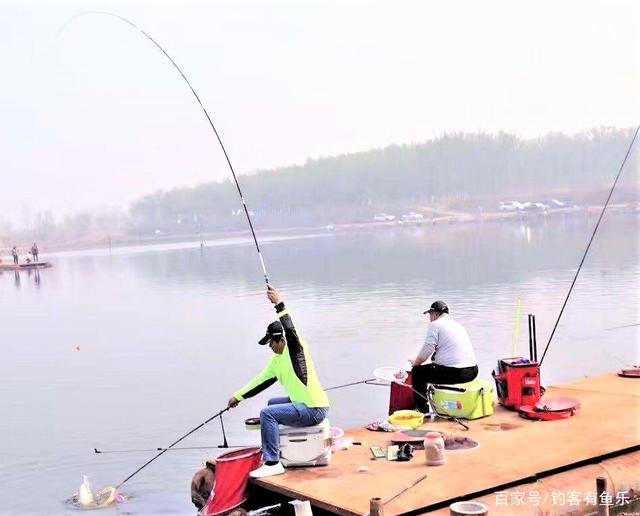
left=596, top=476, right=609, bottom=516
left=369, top=497, right=384, bottom=516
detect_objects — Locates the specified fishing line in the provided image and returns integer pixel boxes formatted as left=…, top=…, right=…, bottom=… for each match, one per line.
left=539, top=125, right=640, bottom=367
left=58, top=11, right=269, bottom=284
left=94, top=445, right=249, bottom=454
left=325, top=378, right=383, bottom=391
left=604, top=323, right=640, bottom=331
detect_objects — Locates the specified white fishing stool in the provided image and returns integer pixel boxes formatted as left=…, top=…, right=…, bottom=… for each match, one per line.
left=279, top=419, right=332, bottom=467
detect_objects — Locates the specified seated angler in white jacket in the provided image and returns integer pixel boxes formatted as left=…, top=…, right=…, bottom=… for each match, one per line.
left=409, top=300, right=478, bottom=412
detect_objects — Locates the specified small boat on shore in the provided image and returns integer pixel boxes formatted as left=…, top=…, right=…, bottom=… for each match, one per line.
left=0, top=262, right=53, bottom=271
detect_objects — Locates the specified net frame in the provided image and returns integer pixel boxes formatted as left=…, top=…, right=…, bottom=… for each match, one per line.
left=373, top=366, right=409, bottom=384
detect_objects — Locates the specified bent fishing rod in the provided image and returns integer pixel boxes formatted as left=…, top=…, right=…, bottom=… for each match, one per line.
left=539, top=124, right=639, bottom=366
left=114, top=406, right=229, bottom=490
left=59, top=12, right=269, bottom=284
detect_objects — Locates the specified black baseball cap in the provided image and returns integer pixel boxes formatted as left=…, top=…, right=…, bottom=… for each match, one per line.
left=258, top=321, right=284, bottom=345
left=423, top=300, right=449, bottom=314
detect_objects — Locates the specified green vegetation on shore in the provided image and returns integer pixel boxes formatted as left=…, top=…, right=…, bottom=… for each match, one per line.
left=130, top=128, right=638, bottom=233
left=2, top=128, right=638, bottom=250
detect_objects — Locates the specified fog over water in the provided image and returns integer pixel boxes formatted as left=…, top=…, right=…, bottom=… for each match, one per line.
left=1, top=215, right=638, bottom=514
left=1, top=0, right=637, bottom=223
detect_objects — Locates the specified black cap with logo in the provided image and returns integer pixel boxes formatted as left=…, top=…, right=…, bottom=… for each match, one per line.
left=423, top=300, right=449, bottom=314
left=258, top=321, right=284, bottom=345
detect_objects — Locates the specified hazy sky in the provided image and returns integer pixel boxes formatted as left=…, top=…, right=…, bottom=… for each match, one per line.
left=1, top=0, right=638, bottom=225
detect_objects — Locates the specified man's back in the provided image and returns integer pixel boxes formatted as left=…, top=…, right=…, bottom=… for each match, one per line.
left=427, top=314, right=476, bottom=368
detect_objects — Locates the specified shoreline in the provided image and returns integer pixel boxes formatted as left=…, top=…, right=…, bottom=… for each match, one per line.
left=1, top=203, right=637, bottom=258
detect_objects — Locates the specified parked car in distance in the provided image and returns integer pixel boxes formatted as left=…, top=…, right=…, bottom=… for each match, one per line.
left=533, top=202, right=549, bottom=210
left=499, top=201, right=526, bottom=211
left=521, top=202, right=549, bottom=211
left=545, top=199, right=565, bottom=208
left=373, top=213, right=396, bottom=222
left=401, top=211, right=424, bottom=221
left=545, top=199, right=582, bottom=209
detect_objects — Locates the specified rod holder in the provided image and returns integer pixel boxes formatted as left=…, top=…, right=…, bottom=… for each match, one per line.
left=528, top=314, right=534, bottom=361
left=596, top=476, right=609, bottom=516
left=528, top=314, right=538, bottom=362
left=369, top=497, right=384, bottom=516
left=532, top=314, right=538, bottom=362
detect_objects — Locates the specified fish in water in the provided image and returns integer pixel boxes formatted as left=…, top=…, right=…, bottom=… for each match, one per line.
left=66, top=477, right=125, bottom=509
left=78, top=475, right=95, bottom=506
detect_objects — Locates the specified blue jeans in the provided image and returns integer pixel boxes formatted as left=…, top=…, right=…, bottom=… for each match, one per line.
left=260, top=397, right=329, bottom=463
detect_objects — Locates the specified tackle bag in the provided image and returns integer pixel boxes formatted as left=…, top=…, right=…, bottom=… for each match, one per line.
left=492, top=357, right=541, bottom=410
left=432, top=379, right=495, bottom=419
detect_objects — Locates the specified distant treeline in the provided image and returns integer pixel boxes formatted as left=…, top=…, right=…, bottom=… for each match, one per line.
left=130, top=128, right=638, bottom=233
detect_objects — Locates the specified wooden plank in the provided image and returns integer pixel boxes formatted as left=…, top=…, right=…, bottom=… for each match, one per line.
left=552, top=373, right=640, bottom=397
left=251, top=373, right=640, bottom=515
left=426, top=451, right=640, bottom=515
left=253, top=423, right=533, bottom=516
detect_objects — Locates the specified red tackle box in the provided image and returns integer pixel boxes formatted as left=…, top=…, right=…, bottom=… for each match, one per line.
left=492, top=357, right=541, bottom=410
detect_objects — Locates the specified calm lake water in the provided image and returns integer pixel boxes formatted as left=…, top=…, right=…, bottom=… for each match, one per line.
left=1, top=215, right=638, bottom=514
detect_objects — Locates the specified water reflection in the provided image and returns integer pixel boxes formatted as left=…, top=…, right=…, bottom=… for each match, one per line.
left=27, top=268, right=41, bottom=287
left=10, top=268, right=43, bottom=289
left=124, top=216, right=638, bottom=294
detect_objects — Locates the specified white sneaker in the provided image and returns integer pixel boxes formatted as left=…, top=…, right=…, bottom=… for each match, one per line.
left=249, top=462, right=285, bottom=478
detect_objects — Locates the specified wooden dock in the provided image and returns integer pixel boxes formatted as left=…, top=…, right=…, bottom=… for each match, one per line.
left=251, top=373, right=640, bottom=515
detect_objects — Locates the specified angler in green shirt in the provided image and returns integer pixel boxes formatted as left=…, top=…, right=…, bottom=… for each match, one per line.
left=227, top=285, right=329, bottom=478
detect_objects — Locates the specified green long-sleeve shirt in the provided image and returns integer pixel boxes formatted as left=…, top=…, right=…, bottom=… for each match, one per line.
left=233, top=302, right=329, bottom=408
